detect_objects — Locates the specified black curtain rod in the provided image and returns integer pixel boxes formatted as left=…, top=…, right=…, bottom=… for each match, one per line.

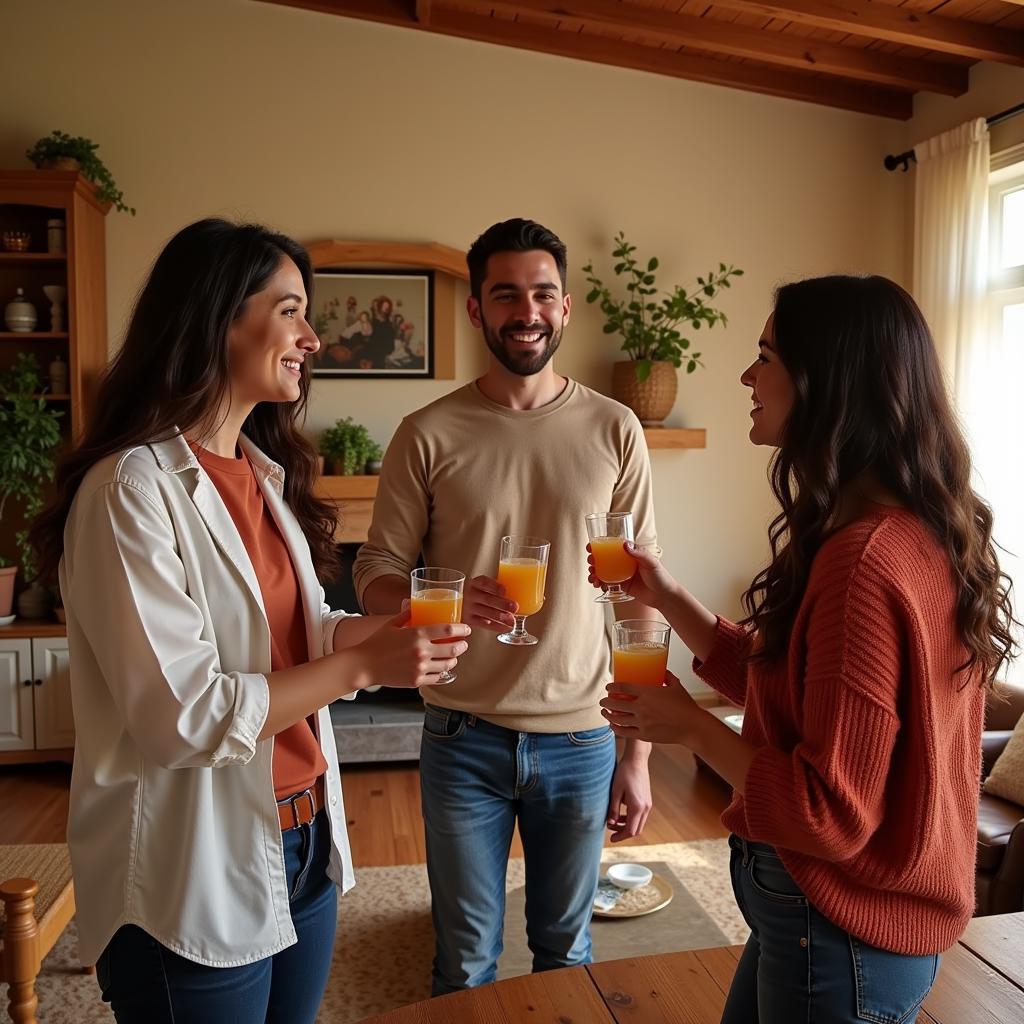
left=883, top=100, right=1024, bottom=172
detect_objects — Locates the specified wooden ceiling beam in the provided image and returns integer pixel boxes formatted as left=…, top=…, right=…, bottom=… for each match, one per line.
left=707, top=0, right=1024, bottom=67
left=426, top=5, right=913, bottom=118
left=256, top=0, right=913, bottom=117
left=475, top=0, right=967, bottom=95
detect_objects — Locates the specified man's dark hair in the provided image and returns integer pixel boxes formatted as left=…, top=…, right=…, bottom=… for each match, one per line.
left=466, top=219, right=567, bottom=300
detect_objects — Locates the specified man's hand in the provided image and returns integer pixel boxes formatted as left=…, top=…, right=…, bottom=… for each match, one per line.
left=462, top=575, right=517, bottom=631
left=606, top=749, right=653, bottom=843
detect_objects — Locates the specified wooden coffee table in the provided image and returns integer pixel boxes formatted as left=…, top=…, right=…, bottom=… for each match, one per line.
left=359, top=911, right=1024, bottom=1023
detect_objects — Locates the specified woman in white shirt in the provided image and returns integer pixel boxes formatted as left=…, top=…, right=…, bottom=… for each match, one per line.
left=30, top=218, right=471, bottom=1023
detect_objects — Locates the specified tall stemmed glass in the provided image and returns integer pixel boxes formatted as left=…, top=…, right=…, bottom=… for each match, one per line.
left=585, top=512, right=637, bottom=603
left=409, top=567, right=465, bottom=683
left=496, top=536, right=550, bottom=646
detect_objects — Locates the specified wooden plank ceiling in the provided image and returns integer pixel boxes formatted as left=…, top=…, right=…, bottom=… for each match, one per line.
left=259, top=0, right=1024, bottom=119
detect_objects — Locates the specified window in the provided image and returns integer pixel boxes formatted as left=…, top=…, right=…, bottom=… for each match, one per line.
left=989, top=162, right=1024, bottom=331
left=984, top=157, right=1024, bottom=681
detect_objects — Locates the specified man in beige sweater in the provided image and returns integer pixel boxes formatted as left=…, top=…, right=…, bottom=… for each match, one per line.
left=353, top=218, right=660, bottom=994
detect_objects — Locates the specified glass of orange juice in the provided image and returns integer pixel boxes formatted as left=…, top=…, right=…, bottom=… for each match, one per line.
left=410, top=567, right=465, bottom=683
left=612, top=620, right=671, bottom=688
left=585, top=512, right=637, bottom=603
left=496, top=535, right=550, bottom=646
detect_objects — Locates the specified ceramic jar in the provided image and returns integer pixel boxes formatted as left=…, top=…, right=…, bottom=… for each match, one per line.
left=4, top=288, right=37, bottom=332
left=47, top=218, right=66, bottom=254
left=49, top=353, right=69, bottom=394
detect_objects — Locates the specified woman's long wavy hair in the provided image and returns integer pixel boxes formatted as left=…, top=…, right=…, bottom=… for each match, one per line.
left=741, top=275, right=1015, bottom=683
left=31, top=218, right=340, bottom=584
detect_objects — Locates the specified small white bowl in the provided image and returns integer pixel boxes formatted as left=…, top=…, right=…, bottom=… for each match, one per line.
left=607, top=863, right=653, bottom=890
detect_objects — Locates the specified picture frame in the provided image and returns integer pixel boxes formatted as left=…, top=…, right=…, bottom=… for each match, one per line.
left=310, top=269, right=435, bottom=378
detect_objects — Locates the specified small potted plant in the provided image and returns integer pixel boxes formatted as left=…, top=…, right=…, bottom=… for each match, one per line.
left=0, top=354, right=63, bottom=619
left=318, top=417, right=383, bottom=476
left=26, top=130, right=135, bottom=214
left=583, top=233, right=742, bottom=426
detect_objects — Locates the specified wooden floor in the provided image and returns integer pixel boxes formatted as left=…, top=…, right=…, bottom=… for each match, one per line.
left=0, top=742, right=730, bottom=865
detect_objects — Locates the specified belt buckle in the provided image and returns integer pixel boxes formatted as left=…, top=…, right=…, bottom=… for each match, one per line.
left=280, top=786, right=315, bottom=830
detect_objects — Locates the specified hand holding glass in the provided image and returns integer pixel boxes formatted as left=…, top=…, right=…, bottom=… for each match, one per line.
left=585, top=512, right=637, bottom=603
left=409, top=567, right=465, bottom=683
left=496, top=536, right=550, bottom=646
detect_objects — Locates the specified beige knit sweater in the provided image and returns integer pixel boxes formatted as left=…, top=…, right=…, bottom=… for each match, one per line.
left=353, top=380, right=658, bottom=733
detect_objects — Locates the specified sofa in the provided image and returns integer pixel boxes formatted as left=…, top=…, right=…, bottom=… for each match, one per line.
left=976, top=681, right=1024, bottom=916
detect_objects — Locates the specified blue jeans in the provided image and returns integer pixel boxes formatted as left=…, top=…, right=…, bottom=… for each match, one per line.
left=95, top=809, right=337, bottom=1024
left=419, top=704, right=616, bottom=995
left=723, top=835, right=940, bottom=1024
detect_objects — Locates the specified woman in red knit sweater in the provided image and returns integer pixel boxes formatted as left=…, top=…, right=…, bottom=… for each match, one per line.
left=597, top=275, right=1015, bottom=1023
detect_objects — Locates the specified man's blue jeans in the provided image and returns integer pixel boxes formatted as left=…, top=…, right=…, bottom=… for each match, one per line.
left=723, top=835, right=941, bottom=1024
left=95, top=809, right=337, bottom=1023
left=419, top=704, right=617, bottom=995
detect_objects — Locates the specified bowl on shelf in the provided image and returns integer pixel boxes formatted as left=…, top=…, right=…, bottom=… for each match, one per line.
left=2, top=231, right=32, bottom=252
left=606, top=863, right=654, bottom=890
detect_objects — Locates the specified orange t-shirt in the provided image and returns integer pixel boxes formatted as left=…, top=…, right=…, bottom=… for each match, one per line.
left=195, top=445, right=328, bottom=800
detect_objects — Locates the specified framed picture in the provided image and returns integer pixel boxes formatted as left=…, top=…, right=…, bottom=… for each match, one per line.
left=310, top=269, right=435, bottom=378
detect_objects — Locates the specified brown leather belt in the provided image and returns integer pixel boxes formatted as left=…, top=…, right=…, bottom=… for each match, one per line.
left=277, top=777, right=326, bottom=831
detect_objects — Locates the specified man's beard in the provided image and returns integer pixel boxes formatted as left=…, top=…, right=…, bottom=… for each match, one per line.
left=481, top=317, right=562, bottom=377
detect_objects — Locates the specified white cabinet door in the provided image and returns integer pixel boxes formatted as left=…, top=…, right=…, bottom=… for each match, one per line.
left=0, top=639, right=34, bottom=750
left=32, top=638, right=75, bottom=750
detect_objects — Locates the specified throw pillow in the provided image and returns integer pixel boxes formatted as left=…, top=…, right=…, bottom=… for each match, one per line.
left=984, top=712, right=1024, bottom=806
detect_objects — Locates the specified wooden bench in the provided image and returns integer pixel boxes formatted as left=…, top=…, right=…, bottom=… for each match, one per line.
left=0, top=844, right=87, bottom=1024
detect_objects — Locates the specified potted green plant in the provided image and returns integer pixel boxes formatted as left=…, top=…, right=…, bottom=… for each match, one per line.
left=26, top=130, right=135, bottom=215
left=583, top=232, right=742, bottom=426
left=318, top=417, right=384, bottom=476
left=0, top=354, right=63, bottom=619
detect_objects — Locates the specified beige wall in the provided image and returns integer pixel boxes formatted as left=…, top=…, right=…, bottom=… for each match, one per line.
left=911, top=63, right=1024, bottom=156
left=2, top=0, right=919, bottom=687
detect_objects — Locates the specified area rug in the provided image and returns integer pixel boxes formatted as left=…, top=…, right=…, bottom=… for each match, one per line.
left=4, top=838, right=746, bottom=1023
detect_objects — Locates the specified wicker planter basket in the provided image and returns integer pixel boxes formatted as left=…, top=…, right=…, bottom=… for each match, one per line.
left=611, top=360, right=678, bottom=426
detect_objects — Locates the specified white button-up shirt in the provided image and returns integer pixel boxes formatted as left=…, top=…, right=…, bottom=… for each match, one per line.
left=60, top=434, right=356, bottom=967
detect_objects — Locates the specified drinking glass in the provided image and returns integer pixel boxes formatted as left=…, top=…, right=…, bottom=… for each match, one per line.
left=409, top=567, right=465, bottom=683
left=612, top=619, right=671, bottom=687
left=496, top=535, right=550, bottom=646
left=585, top=512, right=637, bottom=603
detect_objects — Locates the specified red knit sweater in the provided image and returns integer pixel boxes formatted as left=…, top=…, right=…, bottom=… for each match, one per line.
left=696, top=506, right=984, bottom=955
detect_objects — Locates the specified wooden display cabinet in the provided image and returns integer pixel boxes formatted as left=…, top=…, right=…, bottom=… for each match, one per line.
left=0, top=169, right=109, bottom=763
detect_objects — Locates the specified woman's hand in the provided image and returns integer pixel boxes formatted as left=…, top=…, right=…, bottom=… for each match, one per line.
left=352, top=610, right=471, bottom=687
left=586, top=541, right=677, bottom=610
left=599, top=672, right=700, bottom=745
left=462, top=575, right=517, bottom=631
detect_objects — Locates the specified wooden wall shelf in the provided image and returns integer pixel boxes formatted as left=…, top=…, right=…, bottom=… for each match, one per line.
left=315, top=475, right=380, bottom=500
left=312, top=425, right=705, bottom=545
left=643, top=428, right=706, bottom=449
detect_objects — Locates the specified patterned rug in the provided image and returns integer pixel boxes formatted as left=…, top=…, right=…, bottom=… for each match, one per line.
left=5, top=838, right=746, bottom=1023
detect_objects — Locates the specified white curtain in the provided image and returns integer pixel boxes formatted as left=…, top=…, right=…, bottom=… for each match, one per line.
left=913, top=119, right=1022, bottom=682
left=913, top=118, right=990, bottom=396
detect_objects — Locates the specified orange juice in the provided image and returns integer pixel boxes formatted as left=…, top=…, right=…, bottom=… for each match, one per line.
left=497, top=557, right=547, bottom=616
left=409, top=588, right=463, bottom=626
left=613, top=642, right=668, bottom=686
left=590, top=537, right=638, bottom=584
